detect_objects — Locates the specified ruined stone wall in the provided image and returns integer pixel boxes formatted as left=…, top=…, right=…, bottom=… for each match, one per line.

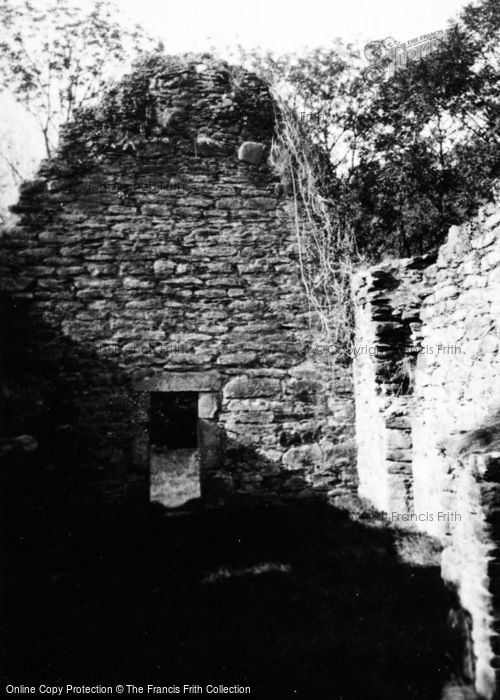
left=0, top=55, right=356, bottom=507
left=352, top=255, right=435, bottom=514
left=352, top=201, right=500, bottom=698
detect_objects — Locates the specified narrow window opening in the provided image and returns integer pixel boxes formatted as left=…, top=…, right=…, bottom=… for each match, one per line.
left=149, top=391, right=200, bottom=508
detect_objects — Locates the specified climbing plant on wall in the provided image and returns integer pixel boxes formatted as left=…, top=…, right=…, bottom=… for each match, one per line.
left=233, top=0, right=500, bottom=356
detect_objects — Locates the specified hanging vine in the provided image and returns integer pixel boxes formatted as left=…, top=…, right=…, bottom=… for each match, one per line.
left=269, top=100, right=359, bottom=361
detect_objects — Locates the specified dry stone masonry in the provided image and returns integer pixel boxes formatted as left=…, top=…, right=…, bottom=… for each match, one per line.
left=352, top=254, right=435, bottom=515
left=6, top=48, right=495, bottom=697
left=353, top=201, right=500, bottom=699
left=0, top=55, right=356, bottom=508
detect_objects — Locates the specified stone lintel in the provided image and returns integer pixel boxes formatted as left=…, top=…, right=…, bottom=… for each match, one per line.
left=134, top=371, right=221, bottom=393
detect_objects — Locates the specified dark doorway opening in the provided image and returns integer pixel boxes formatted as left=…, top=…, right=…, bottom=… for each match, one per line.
left=150, top=391, right=198, bottom=448
left=149, top=392, right=200, bottom=507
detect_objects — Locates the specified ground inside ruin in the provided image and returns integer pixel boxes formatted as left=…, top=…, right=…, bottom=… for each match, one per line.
left=3, top=479, right=478, bottom=700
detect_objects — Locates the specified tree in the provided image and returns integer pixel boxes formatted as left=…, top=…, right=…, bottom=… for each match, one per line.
left=238, top=0, right=500, bottom=260
left=237, top=42, right=368, bottom=172
left=349, top=6, right=500, bottom=257
left=230, top=0, right=499, bottom=353
left=0, top=0, right=158, bottom=159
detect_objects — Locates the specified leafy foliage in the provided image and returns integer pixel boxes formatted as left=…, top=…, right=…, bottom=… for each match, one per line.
left=0, top=0, right=158, bottom=159
left=351, top=15, right=500, bottom=257
left=238, top=0, right=500, bottom=260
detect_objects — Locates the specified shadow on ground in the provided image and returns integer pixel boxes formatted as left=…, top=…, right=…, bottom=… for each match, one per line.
left=3, top=489, right=470, bottom=700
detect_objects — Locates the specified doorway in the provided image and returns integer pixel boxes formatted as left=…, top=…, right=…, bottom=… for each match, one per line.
left=149, top=391, right=200, bottom=507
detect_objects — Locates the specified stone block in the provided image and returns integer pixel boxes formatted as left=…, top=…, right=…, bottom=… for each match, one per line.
left=226, top=399, right=270, bottom=412
left=386, top=448, right=413, bottom=462
left=244, top=197, right=276, bottom=210
left=387, top=460, right=412, bottom=474
left=214, top=197, right=243, bottom=210
left=198, top=392, right=219, bottom=419
left=223, top=375, right=281, bottom=399
left=237, top=141, right=266, bottom=165
left=283, top=444, right=322, bottom=468
left=226, top=411, right=274, bottom=425
left=142, top=204, right=170, bottom=216
left=216, top=352, right=257, bottom=366
left=386, top=429, right=412, bottom=449
left=196, top=134, right=223, bottom=156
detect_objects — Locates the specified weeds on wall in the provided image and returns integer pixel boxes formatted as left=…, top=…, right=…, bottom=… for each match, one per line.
left=268, top=100, right=359, bottom=363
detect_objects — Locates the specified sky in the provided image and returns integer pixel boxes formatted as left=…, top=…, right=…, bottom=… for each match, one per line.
left=0, top=0, right=476, bottom=213
left=114, top=0, right=471, bottom=54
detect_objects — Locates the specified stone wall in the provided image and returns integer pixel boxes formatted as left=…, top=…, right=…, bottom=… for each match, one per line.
left=352, top=255, right=435, bottom=514
left=0, top=55, right=356, bottom=507
left=352, top=201, right=500, bottom=698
